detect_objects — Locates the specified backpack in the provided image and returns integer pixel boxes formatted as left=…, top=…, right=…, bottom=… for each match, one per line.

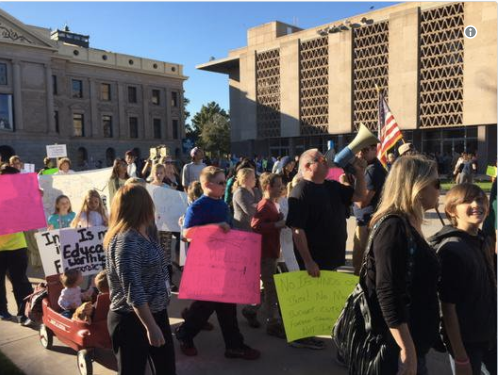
left=23, top=282, right=48, bottom=323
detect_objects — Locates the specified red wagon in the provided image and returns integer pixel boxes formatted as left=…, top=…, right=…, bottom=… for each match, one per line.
left=39, top=274, right=111, bottom=375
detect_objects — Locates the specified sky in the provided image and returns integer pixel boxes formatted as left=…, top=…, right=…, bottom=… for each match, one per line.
left=1, top=1, right=398, bottom=122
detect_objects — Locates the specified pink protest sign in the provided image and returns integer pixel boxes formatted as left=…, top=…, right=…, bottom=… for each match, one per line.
left=179, top=225, right=261, bottom=305
left=0, top=173, right=46, bottom=235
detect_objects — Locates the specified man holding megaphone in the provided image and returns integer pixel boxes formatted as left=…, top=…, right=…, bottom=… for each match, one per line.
left=286, top=148, right=367, bottom=278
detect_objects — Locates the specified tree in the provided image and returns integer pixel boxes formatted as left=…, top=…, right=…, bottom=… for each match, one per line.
left=200, top=113, right=230, bottom=157
left=191, top=102, right=228, bottom=135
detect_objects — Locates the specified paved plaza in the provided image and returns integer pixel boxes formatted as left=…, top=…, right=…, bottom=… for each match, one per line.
left=0, top=196, right=454, bottom=375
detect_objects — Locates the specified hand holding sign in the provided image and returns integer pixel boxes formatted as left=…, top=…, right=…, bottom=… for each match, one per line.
left=179, top=225, right=261, bottom=305
left=274, top=271, right=358, bottom=342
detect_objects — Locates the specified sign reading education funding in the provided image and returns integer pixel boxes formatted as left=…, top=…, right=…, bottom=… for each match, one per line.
left=274, top=271, right=358, bottom=342
left=178, top=225, right=261, bottom=305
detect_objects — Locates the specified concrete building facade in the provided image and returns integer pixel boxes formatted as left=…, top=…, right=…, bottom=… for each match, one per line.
left=199, top=2, right=497, bottom=170
left=0, top=8, right=187, bottom=168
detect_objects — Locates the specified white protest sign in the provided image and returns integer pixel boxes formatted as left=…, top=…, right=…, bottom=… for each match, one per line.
left=59, top=226, right=107, bottom=276
left=39, top=167, right=112, bottom=218
left=279, top=197, right=299, bottom=271
left=46, top=144, right=67, bottom=158
left=21, top=163, right=35, bottom=174
left=146, top=184, right=189, bottom=232
left=35, top=228, right=63, bottom=277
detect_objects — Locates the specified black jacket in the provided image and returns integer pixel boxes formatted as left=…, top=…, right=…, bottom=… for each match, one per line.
left=429, top=226, right=497, bottom=345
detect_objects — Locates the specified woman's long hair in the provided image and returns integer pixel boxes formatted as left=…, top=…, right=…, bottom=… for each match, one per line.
left=232, top=168, right=255, bottom=193
left=110, top=158, right=129, bottom=181
left=71, top=189, right=109, bottom=228
left=370, top=154, right=438, bottom=229
left=104, top=184, right=155, bottom=249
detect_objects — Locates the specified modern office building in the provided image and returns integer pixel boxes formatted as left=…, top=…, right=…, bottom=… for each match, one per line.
left=198, top=2, right=497, bottom=170
left=0, top=8, right=187, bottom=168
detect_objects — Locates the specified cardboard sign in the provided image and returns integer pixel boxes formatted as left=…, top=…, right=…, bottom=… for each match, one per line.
left=146, top=184, right=189, bottom=232
left=149, top=147, right=158, bottom=159
left=278, top=198, right=299, bottom=271
left=38, top=167, right=112, bottom=218
left=159, top=146, right=169, bottom=158
left=0, top=173, right=47, bottom=235
left=46, top=144, right=67, bottom=158
left=179, top=225, right=261, bottom=304
left=21, top=163, right=35, bottom=174
left=59, top=226, right=107, bottom=276
left=274, top=271, right=358, bottom=342
left=35, top=228, right=63, bottom=276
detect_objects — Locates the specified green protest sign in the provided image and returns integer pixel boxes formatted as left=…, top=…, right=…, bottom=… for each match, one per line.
left=486, top=165, right=497, bottom=178
left=274, top=270, right=358, bottom=342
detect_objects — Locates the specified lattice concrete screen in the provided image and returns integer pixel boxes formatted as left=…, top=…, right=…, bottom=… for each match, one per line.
left=256, top=49, right=281, bottom=138
left=299, top=37, right=329, bottom=135
left=352, top=22, right=389, bottom=132
left=419, top=2, right=464, bottom=128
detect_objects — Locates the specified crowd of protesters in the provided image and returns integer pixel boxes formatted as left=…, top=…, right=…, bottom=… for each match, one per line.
left=0, top=142, right=496, bottom=375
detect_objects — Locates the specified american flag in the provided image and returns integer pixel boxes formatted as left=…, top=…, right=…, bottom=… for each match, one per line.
left=377, top=92, right=403, bottom=168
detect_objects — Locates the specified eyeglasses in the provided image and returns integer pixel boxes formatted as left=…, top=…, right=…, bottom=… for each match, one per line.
left=308, top=156, right=327, bottom=166
left=212, top=180, right=227, bottom=186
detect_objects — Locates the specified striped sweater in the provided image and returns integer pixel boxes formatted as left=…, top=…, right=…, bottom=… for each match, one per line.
left=106, top=229, right=170, bottom=313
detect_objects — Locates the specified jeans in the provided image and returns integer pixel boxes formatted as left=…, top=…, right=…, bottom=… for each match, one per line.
left=108, top=309, right=176, bottom=375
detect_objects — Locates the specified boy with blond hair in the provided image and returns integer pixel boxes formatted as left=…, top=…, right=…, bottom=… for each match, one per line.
left=175, top=166, right=260, bottom=360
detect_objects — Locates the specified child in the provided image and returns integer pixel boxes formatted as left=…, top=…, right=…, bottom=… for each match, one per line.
left=58, top=269, right=93, bottom=318
left=72, top=270, right=110, bottom=323
left=429, top=183, right=497, bottom=375
left=242, top=173, right=286, bottom=338
left=94, top=269, right=109, bottom=294
left=71, top=189, right=108, bottom=228
left=48, top=195, right=75, bottom=230
left=150, top=163, right=171, bottom=189
left=175, top=166, right=260, bottom=360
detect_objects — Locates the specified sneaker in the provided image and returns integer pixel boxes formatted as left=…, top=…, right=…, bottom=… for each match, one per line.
left=225, top=344, right=261, bottom=360
left=242, top=309, right=261, bottom=329
left=289, top=338, right=326, bottom=350
left=0, top=311, right=12, bottom=321
left=174, top=327, right=198, bottom=356
left=170, top=284, right=179, bottom=293
left=266, top=322, right=286, bottom=339
left=18, top=316, right=34, bottom=327
left=181, top=308, right=214, bottom=331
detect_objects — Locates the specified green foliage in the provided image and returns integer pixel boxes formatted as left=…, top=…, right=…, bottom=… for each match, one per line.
left=200, top=113, right=231, bottom=157
left=190, top=102, right=230, bottom=156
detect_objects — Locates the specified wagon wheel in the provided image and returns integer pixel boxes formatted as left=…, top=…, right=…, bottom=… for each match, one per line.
left=77, top=349, right=93, bottom=375
left=39, top=324, right=53, bottom=349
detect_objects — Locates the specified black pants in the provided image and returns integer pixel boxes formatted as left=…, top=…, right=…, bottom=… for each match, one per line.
left=0, top=248, right=33, bottom=316
left=177, top=300, right=244, bottom=349
left=108, top=309, right=176, bottom=375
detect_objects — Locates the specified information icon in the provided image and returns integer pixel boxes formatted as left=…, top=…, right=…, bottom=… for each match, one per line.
left=464, top=26, right=477, bottom=39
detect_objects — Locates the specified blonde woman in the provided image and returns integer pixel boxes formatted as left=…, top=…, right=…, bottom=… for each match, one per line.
left=71, top=190, right=109, bottom=228
left=104, top=184, right=175, bottom=375
left=55, top=157, right=75, bottom=175
left=360, top=155, right=441, bottom=375
left=232, top=168, right=262, bottom=232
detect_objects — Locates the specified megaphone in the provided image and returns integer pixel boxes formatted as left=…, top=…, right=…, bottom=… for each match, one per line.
left=334, top=123, right=379, bottom=173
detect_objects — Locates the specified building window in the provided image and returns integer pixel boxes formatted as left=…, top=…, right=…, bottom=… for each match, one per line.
left=101, top=83, right=111, bottom=101
left=106, top=147, right=116, bottom=167
left=152, top=89, right=160, bottom=105
left=128, top=86, right=137, bottom=103
left=73, top=113, right=84, bottom=137
left=172, top=119, right=179, bottom=140
left=102, top=115, right=113, bottom=138
left=72, top=79, right=83, bottom=98
left=129, top=117, right=138, bottom=138
left=52, top=75, right=57, bottom=95
left=153, top=118, right=161, bottom=139
left=0, top=63, right=7, bottom=85
left=54, top=111, right=59, bottom=133
left=171, top=91, right=179, bottom=107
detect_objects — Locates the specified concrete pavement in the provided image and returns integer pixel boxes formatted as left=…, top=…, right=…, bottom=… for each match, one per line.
left=0, top=197, right=453, bottom=375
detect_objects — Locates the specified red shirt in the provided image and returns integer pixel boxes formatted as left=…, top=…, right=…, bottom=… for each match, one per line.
left=251, top=198, right=281, bottom=259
